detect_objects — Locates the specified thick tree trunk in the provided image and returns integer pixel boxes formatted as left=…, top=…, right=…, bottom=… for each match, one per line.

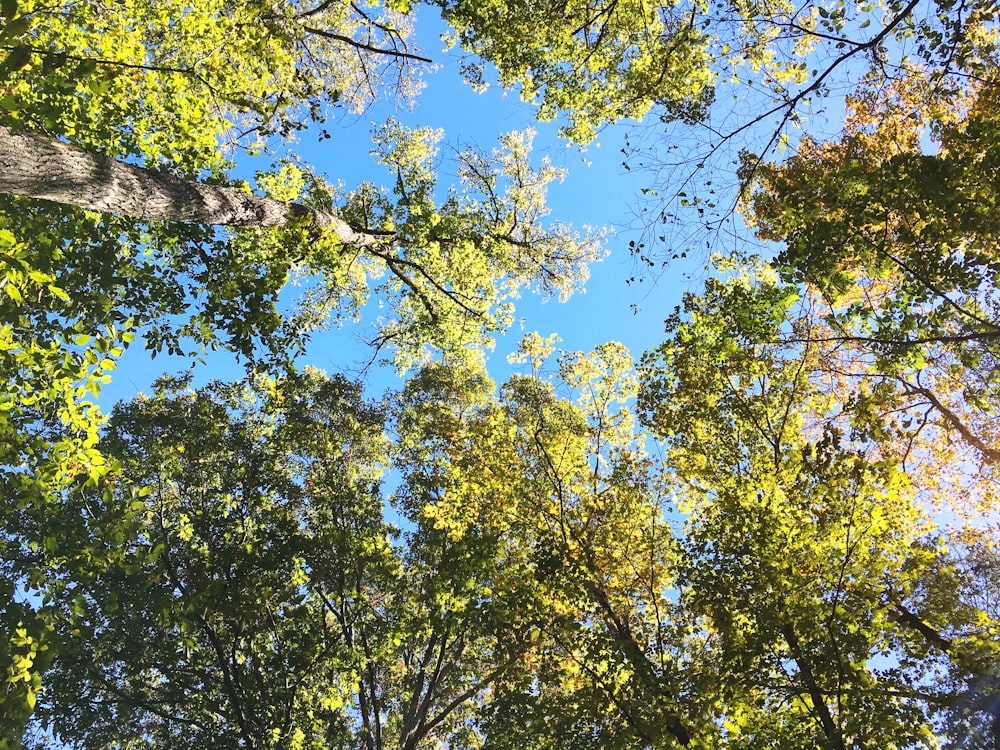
left=0, top=126, right=381, bottom=247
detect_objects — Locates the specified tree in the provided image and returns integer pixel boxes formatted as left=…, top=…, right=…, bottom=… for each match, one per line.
left=30, top=369, right=538, bottom=749
left=0, top=0, right=606, bottom=459
left=391, top=342, right=707, bottom=749
left=0, top=0, right=602, bottom=497
left=6, top=0, right=1000, bottom=745
left=638, top=260, right=1000, bottom=747
left=16, top=299, right=1000, bottom=749
left=742, top=68, right=1000, bottom=515
left=1, top=119, right=601, bottom=362
left=459, top=0, right=995, bottom=281
left=0, top=125, right=385, bottom=239
left=428, top=0, right=1000, bottom=521
left=0, top=0, right=416, bottom=593
left=433, top=0, right=716, bottom=142
left=434, top=0, right=998, bottom=149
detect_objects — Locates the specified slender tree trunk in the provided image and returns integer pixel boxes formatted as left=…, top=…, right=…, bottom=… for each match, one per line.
left=780, top=622, right=845, bottom=750
left=0, top=126, right=381, bottom=247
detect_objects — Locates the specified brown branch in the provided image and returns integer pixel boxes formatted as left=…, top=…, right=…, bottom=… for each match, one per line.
left=897, top=379, right=1000, bottom=464
left=0, top=45, right=208, bottom=81
left=294, top=0, right=340, bottom=19
left=886, top=597, right=954, bottom=652
left=734, top=0, right=922, bottom=194
left=780, top=329, right=1000, bottom=347
left=587, top=581, right=692, bottom=745
left=155, top=515, right=257, bottom=749
left=418, top=656, right=520, bottom=740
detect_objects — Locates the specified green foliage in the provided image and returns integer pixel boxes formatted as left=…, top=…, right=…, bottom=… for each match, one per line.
left=435, top=0, right=714, bottom=141
left=751, top=76, right=1000, bottom=363
left=0, top=1, right=601, bottom=732
left=0, top=0, right=415, bottom=161
left=0, top=215, right=125, bottom=745
left=0, top=0, right=418, bottom=574
left=745, top=69, right=1000, bottom=507
left=394, top=344, right=702, bottom=748
left=3, top=0, right=1000, bottom=746
left=29, top=370, right=539, bottom=749
left=304, top=122, right=605, bottom=368
left=0, top=604, right=52, bottom=750
left=640, top=263, right=1000, bottom=747
left=9, top=326, right=1000, bottom=748
left=435, top=0, right=1000, bottom=147
left=0, top=0, right=425, bottom=371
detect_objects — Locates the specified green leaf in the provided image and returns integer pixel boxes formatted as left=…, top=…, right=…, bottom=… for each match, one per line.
left=47, top=284, right=71, bottom=302
left=72, top=58, right=98, bottom=77
left=0, top=13, right=28, bottom=40
left=3, top=44, right=31, bottom=70
left=27, top=270, right=52, bottom=283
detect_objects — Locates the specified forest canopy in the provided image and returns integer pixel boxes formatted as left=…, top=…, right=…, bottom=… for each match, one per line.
left=1, top=0, right=999, bottom=748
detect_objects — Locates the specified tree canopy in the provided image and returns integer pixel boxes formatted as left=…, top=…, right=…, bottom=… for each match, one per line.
left=2, top=0, right=999, bottom=747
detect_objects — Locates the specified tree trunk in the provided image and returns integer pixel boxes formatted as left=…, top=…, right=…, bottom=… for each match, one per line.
left=780, top=622, right=845, bottom=750
left=0, top=126, right=381, bottom=248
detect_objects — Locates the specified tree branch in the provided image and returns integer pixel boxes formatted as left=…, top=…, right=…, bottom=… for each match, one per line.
left=298, top=24, right=432, bottom=64
left=0, top=126, right=385, bottom=248
left=897, top=379, right=1000, bottom=464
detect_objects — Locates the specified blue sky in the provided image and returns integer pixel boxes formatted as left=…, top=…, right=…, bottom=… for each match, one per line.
left=99, top=7, right=706, bottom=408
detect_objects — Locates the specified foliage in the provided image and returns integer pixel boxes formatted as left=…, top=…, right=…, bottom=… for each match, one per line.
left=393, top=343, right=705, bottom=748
left=0, top=0, right=604, bottom=731
left=436, top=0, right=998, bottom=154
left=26, top=369, right=542, bottom=750
left=0, top=0, right=419, bottom=160
left=745, top=65, right=1000, bottom=513
left=0, top=0, right=420, bottom=550
left=4, top=0, right=1000, bottom=745
left=435, top=0, right=715, bottom=142
left=308, top=121, right=604, bottom=368
left=639, top=263, right=1000, bottom=748
left=8, top=325, right=1000, bottom=747
left=750, top=68, right=1000, bottom=362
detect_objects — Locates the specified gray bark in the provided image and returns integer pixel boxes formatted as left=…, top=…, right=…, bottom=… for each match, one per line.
left=0, top=126, right=381, bottom=247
